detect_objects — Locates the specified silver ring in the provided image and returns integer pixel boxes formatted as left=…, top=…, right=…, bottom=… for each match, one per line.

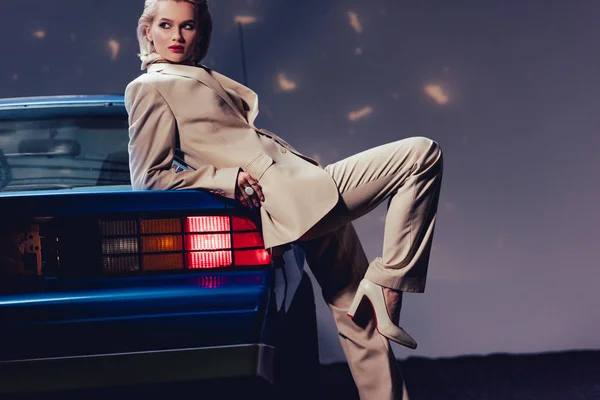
left=244, top=186, right=255, bottom=196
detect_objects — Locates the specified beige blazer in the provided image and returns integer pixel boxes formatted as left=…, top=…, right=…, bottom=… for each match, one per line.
left=124, top=63, right=339, bottom=249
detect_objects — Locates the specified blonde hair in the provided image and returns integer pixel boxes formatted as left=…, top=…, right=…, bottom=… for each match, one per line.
left=136, top=0, right=212, bottom=69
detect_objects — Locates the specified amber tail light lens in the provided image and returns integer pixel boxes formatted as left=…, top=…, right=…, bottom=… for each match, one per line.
left=99, top=216, right=271, bottom=274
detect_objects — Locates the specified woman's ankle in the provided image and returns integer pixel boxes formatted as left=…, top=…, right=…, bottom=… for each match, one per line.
left=383, top=287, right=403, bottom=324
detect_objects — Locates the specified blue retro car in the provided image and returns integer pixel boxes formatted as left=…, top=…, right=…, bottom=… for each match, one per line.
left=0, top=95, right=320, bottom=398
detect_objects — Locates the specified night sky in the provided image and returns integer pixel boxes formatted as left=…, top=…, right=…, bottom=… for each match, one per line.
left=1, top=0, right=599, bottom=362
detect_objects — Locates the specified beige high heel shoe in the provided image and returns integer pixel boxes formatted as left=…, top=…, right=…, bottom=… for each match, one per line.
left=347, top=278, right=418, bottom=349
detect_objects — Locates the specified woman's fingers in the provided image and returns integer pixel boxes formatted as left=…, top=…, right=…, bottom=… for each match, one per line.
left=248, top=180, right=265, bottom=202
left=239, top=183, right=253, bottom=207
left=236, top=173, right=252, bottom=207
left=243, top=178, right=260, bottom=207
left=236, top=172, right=264, bottom=208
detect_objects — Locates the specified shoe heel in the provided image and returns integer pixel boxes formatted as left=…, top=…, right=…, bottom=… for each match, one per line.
left=347, top=285, right=366, bottom=318
left=349, top=279, right=419, bottom=349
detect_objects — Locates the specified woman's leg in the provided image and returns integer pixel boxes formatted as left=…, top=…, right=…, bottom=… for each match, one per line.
left=300, top=136, right=443, bottom=293
left=297, top=223, right=409, bottom=400
left=296, top=137, right=441, bottom=398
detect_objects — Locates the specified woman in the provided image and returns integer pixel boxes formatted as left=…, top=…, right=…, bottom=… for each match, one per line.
left=126, top=1, right=443, bottom=398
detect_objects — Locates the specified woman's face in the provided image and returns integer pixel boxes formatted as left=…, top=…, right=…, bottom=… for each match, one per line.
left=146, top=0, right=201, bottom=64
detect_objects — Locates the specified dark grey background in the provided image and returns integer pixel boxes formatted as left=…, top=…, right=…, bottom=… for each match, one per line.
left=1, top=0, right=599, bottom=362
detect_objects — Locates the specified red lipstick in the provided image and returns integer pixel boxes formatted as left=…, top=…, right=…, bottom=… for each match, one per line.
left=168, top=45, right=184, bottom=53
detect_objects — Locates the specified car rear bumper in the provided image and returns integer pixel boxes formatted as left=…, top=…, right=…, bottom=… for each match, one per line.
left=0, top=343, right=275, bottom=394
left=0, top=271, right=273, bottom=361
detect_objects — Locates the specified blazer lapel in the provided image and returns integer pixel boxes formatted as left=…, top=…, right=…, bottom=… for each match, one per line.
left=210, top=70, right=259, bottom=125
left=149, top=63, right=247, bottom=121
left=224, top=88, right=245, bottom=116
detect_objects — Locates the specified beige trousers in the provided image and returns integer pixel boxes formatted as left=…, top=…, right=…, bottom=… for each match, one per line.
left=296, top=137, right=443, bottom=400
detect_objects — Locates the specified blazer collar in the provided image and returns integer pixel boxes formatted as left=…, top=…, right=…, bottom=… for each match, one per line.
left=147, top=63, right=259, bottom=125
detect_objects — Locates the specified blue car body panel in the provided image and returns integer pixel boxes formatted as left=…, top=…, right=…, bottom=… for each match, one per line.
left=0, top=187, right=242, bottom=216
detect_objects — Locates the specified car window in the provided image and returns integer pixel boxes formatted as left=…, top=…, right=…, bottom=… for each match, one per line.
left=0, top=116, right=130, bottom=192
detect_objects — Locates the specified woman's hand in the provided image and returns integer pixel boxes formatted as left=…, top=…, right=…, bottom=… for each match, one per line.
left=235, top=171, right=265, bottom=208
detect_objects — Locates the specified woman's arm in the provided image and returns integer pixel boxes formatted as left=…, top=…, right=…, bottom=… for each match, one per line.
left=124, top=79, right=240, bottom=198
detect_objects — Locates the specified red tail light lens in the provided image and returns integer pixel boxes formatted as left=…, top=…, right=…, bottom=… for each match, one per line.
left=232, top=232, right=264, bottom=248
left=99, top=215, right=271, bottom=274
left=185, top=234, right=231, bottom=251
left=187, top=251, right=232, bottom=269
left=232, top=217, right=257, bottom=231
left=235, top=249, right=271, bottom=266
left=186, top=216, right=230, bottom=233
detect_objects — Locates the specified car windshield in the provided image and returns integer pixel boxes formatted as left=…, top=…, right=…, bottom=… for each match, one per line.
left=0, top=116, right=130, bottom=192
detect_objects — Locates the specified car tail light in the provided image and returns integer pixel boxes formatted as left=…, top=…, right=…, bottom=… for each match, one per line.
left=99, top=215, right=271, bottom=273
